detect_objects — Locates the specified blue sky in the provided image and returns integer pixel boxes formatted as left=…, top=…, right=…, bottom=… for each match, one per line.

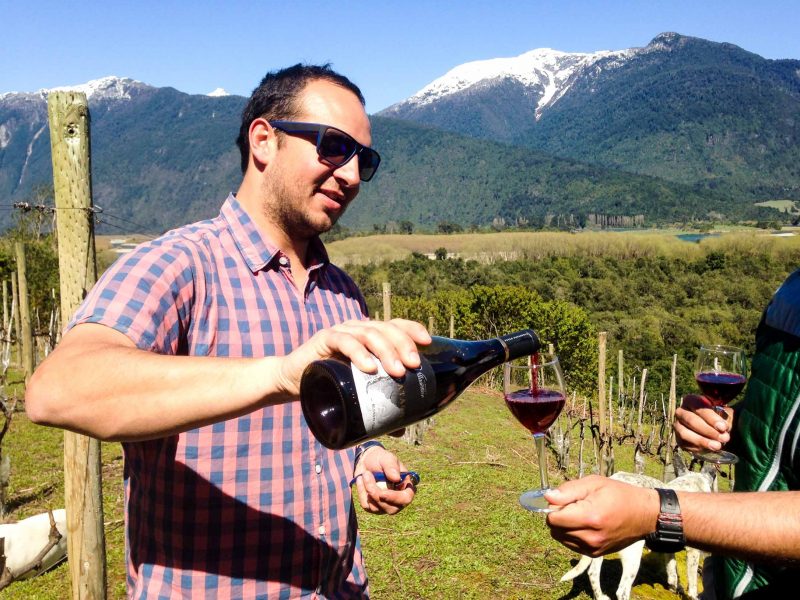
left=2, top=0, right=798, bottom=113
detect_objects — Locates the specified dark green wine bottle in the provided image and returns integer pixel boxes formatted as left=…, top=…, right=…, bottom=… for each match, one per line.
left=300, top=329, right=540, bottom=449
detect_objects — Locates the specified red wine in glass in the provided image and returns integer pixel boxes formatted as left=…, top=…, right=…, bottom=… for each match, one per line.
left=695, top=372, right=747, bottom=407
left=693, top=345, right=747, bottom=464
left=504, top=389, right=566, bottom=435
left=503, top=353, right=566, bottom=512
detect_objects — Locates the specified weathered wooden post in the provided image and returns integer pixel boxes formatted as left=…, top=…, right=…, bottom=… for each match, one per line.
left=11, top=278, right=20, bottom=366
left=382, top=282, right=391, bottom=321
left=618, top=349, right=624, bottom=422
left=15, top=242, right=35, bottom=382
left=634, top=368, right=648, bottom=474
left=48, top=90, right=107, bottom=599
left=664, top=354, right=679, bottom=481
left=598, top=332, right=612, bottom=476
left=449, top=314, right=455, bottom=338
left=2, top=280, right=8, bottom=336
left=403, top=307, right=435, bottom=445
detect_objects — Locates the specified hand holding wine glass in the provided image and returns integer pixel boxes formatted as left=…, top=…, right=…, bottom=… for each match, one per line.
left=692, top=344, right=747, bottom=464
left=504, top=354, right=566, bottom=512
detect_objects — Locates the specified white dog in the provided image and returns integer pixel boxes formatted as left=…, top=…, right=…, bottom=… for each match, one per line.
left=561, top=464, right=715, bottom=600
left=0, top=509, right=68, bottom=580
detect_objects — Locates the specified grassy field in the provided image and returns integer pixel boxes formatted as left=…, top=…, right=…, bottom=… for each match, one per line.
left=326, top=227, right=800, bottom=266
left=4, top=383, right=700, bottom=599
left=754, top=199, right=798, bottom=213
left=6, top=227, right=768, bottom=597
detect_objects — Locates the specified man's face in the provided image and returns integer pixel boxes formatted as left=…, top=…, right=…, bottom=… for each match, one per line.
left=262, top=79, right=372, bottom=239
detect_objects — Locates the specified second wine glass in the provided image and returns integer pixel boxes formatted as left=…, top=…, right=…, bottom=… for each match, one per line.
left=504, top=354, right=566, bottom=512
left=693, top=344, right=747, bottom=464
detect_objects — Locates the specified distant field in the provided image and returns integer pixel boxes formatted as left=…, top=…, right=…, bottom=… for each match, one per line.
left=327, top=228, right=800, bottom=265
left=754, top=199, right=798, bottom=213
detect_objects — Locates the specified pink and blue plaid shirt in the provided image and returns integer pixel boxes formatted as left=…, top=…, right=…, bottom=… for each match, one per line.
left=71, top=195, right=370, bottom=599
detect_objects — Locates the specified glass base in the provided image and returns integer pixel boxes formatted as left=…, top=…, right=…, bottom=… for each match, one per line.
left=519, top=489, right=555, bottom=513
left=692, top=449, right=739, bottom=465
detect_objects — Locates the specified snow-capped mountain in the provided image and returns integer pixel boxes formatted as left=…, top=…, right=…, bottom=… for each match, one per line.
left=47, top=76, right=151, bottom=101
left=392, top=46, right=633, bottom=120
left=0, top=76, right=235, bottom=104
left=0, top=32, right=797, bottom=234
left=0, top=76, right=153, bottom=104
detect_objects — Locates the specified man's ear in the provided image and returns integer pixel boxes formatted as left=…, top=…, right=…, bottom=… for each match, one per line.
left=249, top=117, right=277, bottom=168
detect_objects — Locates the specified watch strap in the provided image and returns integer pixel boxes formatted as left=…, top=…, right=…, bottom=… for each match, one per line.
left=644, top=488, right=685, bottom=553
left=354, top=440, right=385, bottom=467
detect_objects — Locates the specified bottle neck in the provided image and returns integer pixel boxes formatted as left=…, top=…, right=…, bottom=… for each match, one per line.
left=499, top=329, right=541, bottom=361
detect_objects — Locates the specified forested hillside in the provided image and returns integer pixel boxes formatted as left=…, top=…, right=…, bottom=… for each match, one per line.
left=352, top=118, right=782, bottom=230
left=383, top=33, right=800, bottom=206
left=339, top=232, right=799, bottom=396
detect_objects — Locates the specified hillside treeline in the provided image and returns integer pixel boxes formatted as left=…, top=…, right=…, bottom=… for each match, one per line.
left=346, top=236, right=800, bottom=397
left=5, top=219, right=798, bottom=404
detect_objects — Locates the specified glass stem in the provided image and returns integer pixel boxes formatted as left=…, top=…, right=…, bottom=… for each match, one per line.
left=534, top=432, right=548, bottom=491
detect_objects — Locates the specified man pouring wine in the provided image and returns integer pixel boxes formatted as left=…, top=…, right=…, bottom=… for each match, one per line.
left=26, top=63, right=430, bottom=599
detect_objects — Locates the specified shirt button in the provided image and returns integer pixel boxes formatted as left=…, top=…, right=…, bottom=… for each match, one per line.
left=278, top=256, right=289, bottom=267
left=318, top=525, right=326, bottom=536
left=315, top=464, right=322, bottom=474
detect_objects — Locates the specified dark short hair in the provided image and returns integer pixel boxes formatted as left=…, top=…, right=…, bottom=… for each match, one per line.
left=236, top=63, right=366, bottom=173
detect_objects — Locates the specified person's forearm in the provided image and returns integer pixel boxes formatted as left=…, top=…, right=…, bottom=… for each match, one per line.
left=26, top=327, right=292, bottom=441
left=680, top=490, right=800, bottom=563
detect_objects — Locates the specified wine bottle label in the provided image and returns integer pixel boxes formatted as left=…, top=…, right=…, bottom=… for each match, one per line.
left=352, top=355, right=435, bottom=434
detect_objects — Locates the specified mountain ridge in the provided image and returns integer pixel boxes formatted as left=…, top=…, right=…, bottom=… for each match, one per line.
left=382, top=43, right=635, bottom=120
left=0, top=33, right=797, bottom=234
left=379, top=32, right=800, bottom=203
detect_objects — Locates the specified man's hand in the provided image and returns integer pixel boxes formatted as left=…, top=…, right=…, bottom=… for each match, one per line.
left=674, top=394, right=733, bottom=454
left=276, top=318, right=431, bottom=399
left=352, top=446, right=416, bottom=515
left=544, top=475, right=659, bottom=557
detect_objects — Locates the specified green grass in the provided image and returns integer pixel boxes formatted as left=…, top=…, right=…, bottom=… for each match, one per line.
left=358, top=388, right=702, bottom=599
left=326, top=228, right=800, bottom=266
left=3, top=386, right=704, bottom=599
left=2, top=408, right=127, bottom=599
left=754, top=199, right=798, bottom=213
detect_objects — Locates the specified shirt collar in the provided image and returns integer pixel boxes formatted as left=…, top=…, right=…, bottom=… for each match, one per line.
left=220, top=193, right=330, bottom=273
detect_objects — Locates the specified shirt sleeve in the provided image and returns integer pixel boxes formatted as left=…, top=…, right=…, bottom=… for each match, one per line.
left=69, top=239, right=197, bottom=354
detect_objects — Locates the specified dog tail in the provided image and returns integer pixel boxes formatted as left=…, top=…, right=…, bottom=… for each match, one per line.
left=560, top=554, right=592, bottom=582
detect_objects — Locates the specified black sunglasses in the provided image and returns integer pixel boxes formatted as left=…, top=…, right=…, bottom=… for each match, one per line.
left=269, top=121, right=381, bottom=182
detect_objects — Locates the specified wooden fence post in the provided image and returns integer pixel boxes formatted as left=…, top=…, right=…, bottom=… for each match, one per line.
left=598, top=332, right=612, bottom=476
left=2, top=280, right=8, bottom=335
left=382, top=282, right=391, bottom=321
left=48, top=90, right=107, bottom=600
left=11, top=278, right=20, bottom=367
left=664, top=354, right=678, bottom=481
left=449, top=314, right=455, bottom=338
left=403, top=309, right=435, bottom=446
left=634, top=368, right=648, bottom=474
left=15, top=242, right=35, bottom=382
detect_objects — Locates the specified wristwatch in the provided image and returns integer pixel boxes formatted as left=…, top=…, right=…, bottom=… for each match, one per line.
left=354, top=440, right=385, bottom=468
left=644, top=488, right=685, bottom=553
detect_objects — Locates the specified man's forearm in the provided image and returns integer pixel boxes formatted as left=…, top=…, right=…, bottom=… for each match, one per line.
left=26, top=325, right=291, bottom=441
left=681, top=490, right=800, bottom=563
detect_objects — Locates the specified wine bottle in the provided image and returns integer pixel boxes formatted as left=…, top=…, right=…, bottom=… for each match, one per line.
left=300, top=329, right=540, bottom=449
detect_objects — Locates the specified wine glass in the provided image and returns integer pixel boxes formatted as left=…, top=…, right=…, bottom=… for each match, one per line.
left=692, top=344, right=747, bottom=464
left=504, top=354, right=567, bottom=512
